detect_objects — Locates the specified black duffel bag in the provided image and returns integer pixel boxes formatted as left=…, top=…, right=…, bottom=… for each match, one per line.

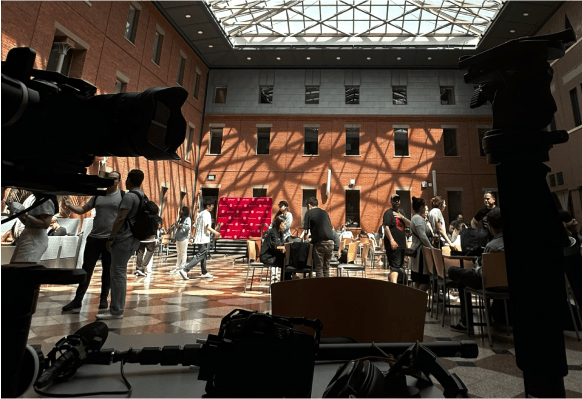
left=460, top=228, right=489, bottom=256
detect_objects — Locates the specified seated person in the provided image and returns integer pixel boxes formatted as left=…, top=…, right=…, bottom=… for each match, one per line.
left=259, top=215, right=289, bottom=282
left=332, top=229, right=340, bottom=252
left=47, top=217, right=67, bottom=236
left=449, top=207, right=504, bottom=333
left=1, top=225, right=17, bottom=245
left=449, top=220, right=467, bottom=248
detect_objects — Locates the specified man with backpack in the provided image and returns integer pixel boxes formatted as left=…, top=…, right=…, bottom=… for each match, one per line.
left=61, top=171, right=123, bottom=313
left=98, top=169, right=158, bottom=320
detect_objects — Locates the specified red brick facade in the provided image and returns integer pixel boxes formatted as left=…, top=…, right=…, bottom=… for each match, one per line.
left=1, top=1, right=208, bottom=227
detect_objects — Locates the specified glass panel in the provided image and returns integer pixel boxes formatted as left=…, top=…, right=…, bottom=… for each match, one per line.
left=345, top=190, right=360, bottom=227
left=394, top=128, right=409, bottom=157
left=302, top=189, right=317, bottom=226
left=305, top=86, right=319, bottom=104
left=346, top=127, right=359, bottom=156
left=185, top=126, right=194, bottom=161
left=259, top=86, right=273, bottom=104
left=345, top=86, right=359, bottom=104
left=477, top=128, right=487, bottom=157
left=256, top=127, right=270, bottom=154
left=113, top=79, right=127, bottom=94
left=253, top=188, right=267, bottom=197
left=177, top=57, right=186, bottom=85
left=152, top=32, right=163, bottom=64
left=393, top=87, right=407, bottom=105
left=215, top=87, right=227, bottom=103
left=193, top=72, right=201, bottom=99
left=440, top=87, right=455, bottom=105
left=443, top=128, right=458, bottom=156
left=209, top=128, right=223, bottom=155
left=304, top=127, right=318, bottom=155
left=125, top=6, right=139, bottom=42
left=446, top=191, right=462, bottom=224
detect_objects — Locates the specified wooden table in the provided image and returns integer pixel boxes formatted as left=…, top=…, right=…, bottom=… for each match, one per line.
left=442, top=254, right=478, bottom=270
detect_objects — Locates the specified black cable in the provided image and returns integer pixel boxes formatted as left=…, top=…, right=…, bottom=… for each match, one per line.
left=33, top=359, right=132, bottom=397
left=1, top=195, right=51, bottom=223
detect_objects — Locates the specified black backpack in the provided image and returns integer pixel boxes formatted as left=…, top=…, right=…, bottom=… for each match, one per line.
left=125, top=191, right=160, bottom=240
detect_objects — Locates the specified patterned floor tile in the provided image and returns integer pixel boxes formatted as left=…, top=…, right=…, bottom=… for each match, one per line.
left=162, top=296, right=208, bottom=304
left=132, top=305, right=189, bottom=315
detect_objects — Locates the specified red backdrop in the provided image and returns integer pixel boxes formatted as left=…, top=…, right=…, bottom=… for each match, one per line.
left=217, top=197, right=272, bottom=240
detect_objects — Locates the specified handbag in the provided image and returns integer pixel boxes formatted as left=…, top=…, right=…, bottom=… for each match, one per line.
left=404, top=229, right=422, bottom=258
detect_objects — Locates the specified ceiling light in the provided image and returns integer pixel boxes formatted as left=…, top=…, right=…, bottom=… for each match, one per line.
left=198, top=31, right=203, bottom=34
left=336, top=57, right=341, bottom=60
left=428, top=57, right=432, bottom=60
left=367, top=57, right=371, bottom=60
left=185, top=14, right=191, bottom=18
left=397, top=57, right=401, bottom=60
left=276, top=57, right=281, bottom=60
left=523, top=12, right=529, bottom=16
left=306, top=57, right=311, bottom=60
left=247, top=57, right=251, bottom=60
left=510, top=29, right=515, bottom=33
left=208, top=44, right=213, bottom=48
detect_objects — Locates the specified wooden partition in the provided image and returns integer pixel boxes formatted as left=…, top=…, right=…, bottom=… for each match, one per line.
left=272, top=277, right=427, bottom=342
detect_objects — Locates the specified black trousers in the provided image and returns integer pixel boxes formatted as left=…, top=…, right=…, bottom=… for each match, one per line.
left=74, top=236, right=111, bottom=302
left=447, top=266, right=482, bottom=326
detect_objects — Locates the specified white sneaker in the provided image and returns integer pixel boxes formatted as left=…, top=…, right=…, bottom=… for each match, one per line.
left=201, top=273, right=214, bottom=278
left=96, top=311, right=123, bottom=320
left=179, top=270, right=190, bottom=280
left=169, top=268, right=180, bottom=274
left=135, top=270, right=147, bottom=277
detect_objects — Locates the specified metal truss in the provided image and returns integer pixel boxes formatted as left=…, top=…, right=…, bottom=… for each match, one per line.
left=205, top=0, right=504, bottom=48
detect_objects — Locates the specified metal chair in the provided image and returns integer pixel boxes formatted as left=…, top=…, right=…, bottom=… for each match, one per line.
left=369, top=238, right=386, bottom=269
left=283, top=242, right=313, bottom=280
left=464, top=252, right=511, bottom=347
left=422, top=246, right=438, bottom=319
left=243, top=240, right=271, bottom=293
left=338, top=242, right=369, bottom=278
left=432, top=247, right=460, bottom=327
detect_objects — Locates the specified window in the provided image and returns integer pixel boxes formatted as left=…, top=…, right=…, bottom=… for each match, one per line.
left=176, top=56, right=186, bottom=86
left=209, top=128, right=223, bottom=155
left=345, top=127, right=359, bottom=156
left=159, top=186, right=168, bottom=216
left=393, top=86, right=407, bottom=105
left=259, top=86, right=273, bottom=104
left=345, top=190, right=360, bottom=227
left=253, top=188, right=267, bottom=198
left=304, top=127, right=318, bottom=155
left=477, top=128, right=487, bottom=157
left=201, top=188, right=219, bottom=224
left=125, top=5, right=140, bottom=43
left=443, top=128, right=458, bottom=156
left=345, top=86, right=360, bottom=104
left=256, top=127, right=270, bottom=155
left=214, top=87, right=227, bottom=103
left=46, top=43, right=74, bottom=76
left=447, top=191, right=463, bottom=224
left=193, top=71, right=201, bottom=99
left=184, top=125, right=194, bottom=162
left=549, top=174, right=556, bottom=187
left=557, top=171, right=564, bottom=186
left=394, top=128, right=409, bottom=157
left=305, top=86, right=319, bottom=104
left=113, top=79, right=127, bottom=93
left=396, top=190, right=411, bottom=221
left=152, top=31, right=163, bottom=65
left=440, top=87, right=455, bottom=105
left=302, top=189, right=317, bottom=226
left=570, top=88, right=581, bottom=127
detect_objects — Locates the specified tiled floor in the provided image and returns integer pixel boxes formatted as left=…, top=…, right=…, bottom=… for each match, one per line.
left=28, top=254, right=582, bottom=398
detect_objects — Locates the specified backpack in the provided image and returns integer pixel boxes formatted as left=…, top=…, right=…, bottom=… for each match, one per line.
left=125, top=191, right=160, bottom=240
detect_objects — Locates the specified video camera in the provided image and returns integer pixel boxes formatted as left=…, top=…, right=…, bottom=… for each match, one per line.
left=2, top=46, right=189, bottom=196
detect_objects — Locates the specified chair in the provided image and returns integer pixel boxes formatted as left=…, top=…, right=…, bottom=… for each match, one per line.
left=422, top=246, right=437, bottom=318
left=272, top=277, right=427, bottom=342
left=465, top=252, right=511, bottom=347
left=369, top=238, right=386, bottom=269
left=283, top=242, right=313, bottom=280
left=56, top=217, right=80, bottom=236
left=338, top=242, right=368, bottom=278
left=432, top=248, right=459, bottom=327
left=1, top=218, right=16, bottom=236
left=243, top=240, right=271, bottom=293
left=338, top=237, right=352, bottom=252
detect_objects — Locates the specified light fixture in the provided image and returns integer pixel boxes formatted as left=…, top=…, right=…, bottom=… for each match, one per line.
left=306, top=57, right=311, bottom=60
left=523, top=12, right=529, bottom=16
left=421, top=181, right=428, bottom=188
left=397, top=57, right=401, bottom=60
left=349, top=178, right=355, bottom=187
left=336, top=57, right=341, bottom=60
left=510, top=30, right=515, bottom=33
left=247, top=57, right=251, bottom=60
left=276, top=57, right=281, bottom=60
left=428, top=57, right=432, bottom=60
left=198, top=30, right=203, bottom=34
left=208, top=44, right=213, bottom=48
left=185, top=14, right=191, bottom=18
left=207, top=174, right=216, bottom=181
left=367, top=57, right=371, bottom=60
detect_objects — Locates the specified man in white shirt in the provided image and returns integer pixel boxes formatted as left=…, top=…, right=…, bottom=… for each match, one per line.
left=179, top=201, right=221, bottom=280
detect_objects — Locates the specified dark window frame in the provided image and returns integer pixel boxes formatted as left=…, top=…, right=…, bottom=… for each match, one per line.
left=570, top=87, right=582, bottom=127
left=446, top=190, right=463, bottom=224
left=113, top=79, right=127, bottom=94
left=253, top=188, right=267, bottom=198
left=259, top=85, right=273, bottom=104
left=345, top=127, right=360, bottom=156
left=193, top=71, right=201, bottom=99
left=214, top=86, right=227, bottom=104
left=394, top=128, right=409, bottom=157
left=151, top=30, right=163, bottom=65
left=184, top=125, right=194, bottom=162
left=443, top=128, right=459, bottom=157
left=477, top=128, right=488, bottom=157
left=124, top=5, right=140, bottom=43
left=440, top=86, right=455, bottom=105
left=176, top=56, right=186, bottom=86
left=305, top=85, right=320, bottom=104
left=209, top=127, right=223, bottom=155
left=345, top=86, right=360, bottom=105
left=304, top=127, right=319, bottom=155
left=256, top=127, right=270, bottom=155
left=392, top=86, right=407, bottom=105
left=345, top=189, right=360, bottom=227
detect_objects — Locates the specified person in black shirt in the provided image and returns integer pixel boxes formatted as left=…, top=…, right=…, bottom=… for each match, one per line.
left=47, top=217, right=67, bottom=236
left=471, top=191, right=497, bottom=235
left=303, top=197, right=335, bottom=277
left=383, top=193, right=410, bottom=284
left=260, top=215, right=288, bottom=281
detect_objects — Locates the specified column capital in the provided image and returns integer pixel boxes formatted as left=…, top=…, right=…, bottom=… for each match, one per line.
left=53, top=42, right=74, bottom=55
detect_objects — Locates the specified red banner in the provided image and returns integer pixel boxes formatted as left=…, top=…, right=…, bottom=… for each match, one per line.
left=216, top=197, right=272, bottom=240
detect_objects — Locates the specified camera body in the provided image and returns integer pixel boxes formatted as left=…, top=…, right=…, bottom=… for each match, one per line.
left=197, top=309, right=322, bottom=398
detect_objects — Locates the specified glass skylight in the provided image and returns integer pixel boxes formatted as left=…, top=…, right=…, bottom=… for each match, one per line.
left=205, top=0, right=504, bottom=48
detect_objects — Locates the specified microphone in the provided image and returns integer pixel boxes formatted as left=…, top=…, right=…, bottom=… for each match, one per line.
left=35, top=321, right=108, bottom=389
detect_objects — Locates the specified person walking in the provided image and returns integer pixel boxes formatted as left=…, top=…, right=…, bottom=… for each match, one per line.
left=62, top=172, right=123, bottom=312
left=383, top=193, right=411, bottom=284
left=428, top=196, right=458, bottom=250
left=303, top=197, right=335, bottom=278
left=169, top=206, right=191, bottom=274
